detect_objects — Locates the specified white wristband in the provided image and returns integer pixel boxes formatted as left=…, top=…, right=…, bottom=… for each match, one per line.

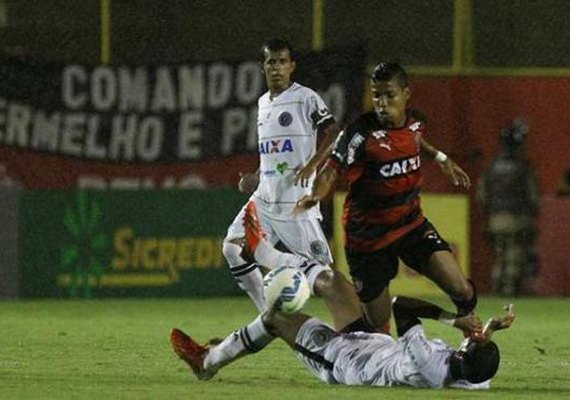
left=434, top=151, right=448, bottom=163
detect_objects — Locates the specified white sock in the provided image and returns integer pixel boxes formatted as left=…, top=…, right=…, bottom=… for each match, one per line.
left=254, top=239, right=304, bottom=270
left=204, top=315, right=274, bottom=371
left=225, top=240, right=266, bottom=311
left=231, top=264, right=266, bottom=312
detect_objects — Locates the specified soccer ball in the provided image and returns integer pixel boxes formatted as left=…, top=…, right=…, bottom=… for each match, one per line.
left=263, top=266, right=310, bottom=314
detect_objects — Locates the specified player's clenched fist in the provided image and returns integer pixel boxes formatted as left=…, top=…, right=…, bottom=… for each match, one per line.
left=238, top=172, right=259, bottom=194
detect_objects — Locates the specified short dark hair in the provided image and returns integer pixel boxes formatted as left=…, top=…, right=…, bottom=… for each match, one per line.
left=370, top=62, right=409, bottom=88
left=451, top=341, right=501, bottom=384
left=259, top=37, right=295, bottom=63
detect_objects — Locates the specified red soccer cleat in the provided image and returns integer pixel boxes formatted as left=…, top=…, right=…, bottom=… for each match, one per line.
left=170, top=328, right=216, bottom=381
left=243, top=201, right=266, bottom=255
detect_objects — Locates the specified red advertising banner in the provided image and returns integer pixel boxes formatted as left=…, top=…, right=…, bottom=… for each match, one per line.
left=0, top=146, right=258, bottom=189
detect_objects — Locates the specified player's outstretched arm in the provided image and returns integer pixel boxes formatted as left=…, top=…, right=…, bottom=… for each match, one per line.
left=455, top=304, right=515, bottom=356
left=420, top=138, right=471, bottom=189
left=392, top=296, right=483, bottom=337
left=295, top=123, right=341, bottom=187
left=480, top=304, right=516, bottom=343
left=293, top=163, right=339, bottom=215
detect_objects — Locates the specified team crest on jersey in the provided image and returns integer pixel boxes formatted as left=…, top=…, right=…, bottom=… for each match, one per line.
left=372, top=130, right=392, bottom=151
left=310, top=240, right=326, bottom=257
left=313, top=329, right=335, bottom=346
left=379, top=155, right=421, bottom=178
left=372, top=130, right=388, bottom=139
left=278, top=111, right=293, bottom=127
left=259, top=139, right=294, bottom=154
left=310, top=240, right=329, bottom=264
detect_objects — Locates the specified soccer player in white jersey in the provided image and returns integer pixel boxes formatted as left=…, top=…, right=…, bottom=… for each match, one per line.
left=222, top=37, right=361, bottom=331
left=170, top=203, right=515, bottom=389
left=171, top=202, right=515, bottom=388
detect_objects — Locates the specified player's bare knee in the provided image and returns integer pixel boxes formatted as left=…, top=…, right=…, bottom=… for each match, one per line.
left=363, top=301, right=391, bottom=329
left=261, top=312, right=278, bottom=334
left=312, top=269, right=336, bottom=298
left=262, top=311, right=309, bottom=346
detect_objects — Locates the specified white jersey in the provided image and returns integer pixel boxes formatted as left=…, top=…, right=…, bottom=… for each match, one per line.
left=296, top=319, right=490, bottom=390
left=253, top=82, right=334, bottom=220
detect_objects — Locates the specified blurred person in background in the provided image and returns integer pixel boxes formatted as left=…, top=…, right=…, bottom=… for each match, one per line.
left=477, top=120, right=540, bottom=296
left=220, top=37, right=362, bottom=331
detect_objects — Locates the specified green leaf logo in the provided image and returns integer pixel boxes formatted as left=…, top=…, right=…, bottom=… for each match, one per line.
left=60, top=192, right=107, bottom=298
left=276, top=162, right=289, bottom=175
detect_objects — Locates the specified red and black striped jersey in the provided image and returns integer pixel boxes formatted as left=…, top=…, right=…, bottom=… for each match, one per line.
left=328, top=112, right=427, bottom=252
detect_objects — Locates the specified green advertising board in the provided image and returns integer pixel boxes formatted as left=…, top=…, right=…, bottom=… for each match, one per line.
left=18, top=189, right=248, bottom=298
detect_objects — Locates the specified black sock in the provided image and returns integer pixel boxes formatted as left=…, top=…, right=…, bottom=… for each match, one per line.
left=396, top=317, right=421, bottom=337
left=453, top=279, right=478, bottom=316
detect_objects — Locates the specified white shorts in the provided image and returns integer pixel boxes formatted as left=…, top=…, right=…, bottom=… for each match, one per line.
left=225, top=197, right=333, bottom=266
left=294, top=318, right=339, bottom=384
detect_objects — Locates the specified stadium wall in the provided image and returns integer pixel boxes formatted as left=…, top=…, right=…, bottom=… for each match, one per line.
left=0, top=188, right=19, bottom=298
left=2, top=70, right=569, bottom=296
left=409, top=76, right=570, bottom=295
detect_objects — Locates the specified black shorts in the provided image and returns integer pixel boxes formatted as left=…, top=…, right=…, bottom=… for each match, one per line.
left=346, top=219, right=452, bottom=302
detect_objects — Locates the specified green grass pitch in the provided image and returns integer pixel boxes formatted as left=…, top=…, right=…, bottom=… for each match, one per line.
left=1, top=297, right=569, bottom=399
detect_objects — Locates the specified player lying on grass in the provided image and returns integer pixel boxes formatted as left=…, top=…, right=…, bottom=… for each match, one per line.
left=170, top=202, right=516, bottom=388
left=171, top=290, right=514, bottom=388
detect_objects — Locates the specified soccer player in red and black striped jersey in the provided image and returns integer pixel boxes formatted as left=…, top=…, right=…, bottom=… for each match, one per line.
left=295, top=62, right=476, bottom=332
